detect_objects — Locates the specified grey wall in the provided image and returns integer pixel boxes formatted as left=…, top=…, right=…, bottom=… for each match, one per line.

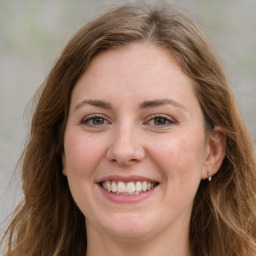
left=1, top=0, right=255, bottom=235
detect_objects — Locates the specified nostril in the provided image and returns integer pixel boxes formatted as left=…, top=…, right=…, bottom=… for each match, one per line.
left=106, top=136, right=145, bottom=165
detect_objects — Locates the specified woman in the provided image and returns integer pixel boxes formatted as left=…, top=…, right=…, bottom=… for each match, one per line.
left=1, top=3, right=256, bottom=256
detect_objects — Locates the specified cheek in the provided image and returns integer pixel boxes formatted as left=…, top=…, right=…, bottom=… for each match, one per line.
left=148, top=131, right=206, bottom=180
left=64, top=133, right=106, bottom=177
left=63, top=134, right=106, bottom=215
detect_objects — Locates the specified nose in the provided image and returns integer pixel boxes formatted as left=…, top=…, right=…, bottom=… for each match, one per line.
left=106, top=123, right=145, bottom=166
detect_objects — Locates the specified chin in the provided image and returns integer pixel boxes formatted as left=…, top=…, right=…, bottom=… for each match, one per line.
left=107, top=226, right=153, bottom=242
left=97, top=213, right=155, bottom=241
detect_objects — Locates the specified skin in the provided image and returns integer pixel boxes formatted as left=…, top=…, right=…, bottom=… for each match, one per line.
left=62, top=43, right=225, bottom=256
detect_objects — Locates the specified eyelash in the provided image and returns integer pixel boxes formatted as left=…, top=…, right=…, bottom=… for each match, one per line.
left=81, top=113, right=175, bottom=129
left=145, top=114, right=175, bottom=127
left=81, top=114, right=110, bottom=127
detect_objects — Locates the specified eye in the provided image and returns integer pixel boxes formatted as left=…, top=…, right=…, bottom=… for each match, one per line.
left=81, top=115, right=109, bottom=127
left=146, top=114, right=175, bottom=127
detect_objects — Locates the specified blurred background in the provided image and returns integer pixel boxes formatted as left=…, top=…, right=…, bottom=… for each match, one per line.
left=0, top=0, right=255, bottom=233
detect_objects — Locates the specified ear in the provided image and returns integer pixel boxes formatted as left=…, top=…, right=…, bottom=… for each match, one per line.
left=201, top=126, right=226, bottom=180
left=62, top=153, right=67, bottom=176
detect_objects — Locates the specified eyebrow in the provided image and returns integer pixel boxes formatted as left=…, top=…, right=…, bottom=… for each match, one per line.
left=139, top=99, right=187, bottom=111
left=73, top=98, right=187, bottom=112
left=74, top=100, right=112, bottom=111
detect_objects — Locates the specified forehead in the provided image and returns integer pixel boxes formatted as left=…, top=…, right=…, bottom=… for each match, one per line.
left=71, top=43, right=198, bottom=110
left=84, top=43, right=190, bottom=83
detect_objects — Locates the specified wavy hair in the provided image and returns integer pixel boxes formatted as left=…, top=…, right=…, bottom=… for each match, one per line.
left=1, top=3, right=256, bottom=255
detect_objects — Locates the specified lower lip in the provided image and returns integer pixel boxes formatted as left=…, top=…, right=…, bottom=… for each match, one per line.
left=97, top=184, right=158, bottom=203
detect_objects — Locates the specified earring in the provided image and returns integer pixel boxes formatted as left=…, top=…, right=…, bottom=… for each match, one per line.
left=207, top=172, right=212, bottom=182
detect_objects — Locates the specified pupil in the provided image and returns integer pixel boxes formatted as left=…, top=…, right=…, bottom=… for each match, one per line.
left=155, top=118, right=166, bottom=125
left=93, top=118, right=104, bottom=125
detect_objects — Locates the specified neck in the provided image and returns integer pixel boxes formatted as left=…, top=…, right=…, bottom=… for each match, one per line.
left=85, top=222, right=192, bottom=256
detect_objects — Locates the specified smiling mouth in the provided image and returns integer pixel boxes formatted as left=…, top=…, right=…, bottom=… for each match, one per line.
left=100, top=181, right=158, bottom=195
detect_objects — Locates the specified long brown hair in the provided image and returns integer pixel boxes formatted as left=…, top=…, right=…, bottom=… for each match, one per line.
left=1, top=3, right=256, bottom=255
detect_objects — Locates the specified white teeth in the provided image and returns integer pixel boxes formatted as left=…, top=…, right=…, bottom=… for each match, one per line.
left=101, top=180, right=157, bottom=195
left=112, top=181, right=117, bottom=192
left=117, top=181, right=126, bottom=193
left=142, top=181, right=147, bottom=192
left=106, top=181, right=111, bottom=192
left=135, top=181, right=142, bottom=192
left=126, top=182, right=136, bottom=194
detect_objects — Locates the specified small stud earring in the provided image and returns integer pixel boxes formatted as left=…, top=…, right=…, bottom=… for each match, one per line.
left=207, top=172, right=212, bottom=182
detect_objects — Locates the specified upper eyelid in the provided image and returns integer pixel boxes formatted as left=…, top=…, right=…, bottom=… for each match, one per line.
left=80, top=113, right=175, bottom=125
left=83, top=113, right=107, bottom=118
left=142, top=114, right=176, bottom=128
left=81, top=114, right=111, bottom=123
left=146, top=113, right=175, bottom=122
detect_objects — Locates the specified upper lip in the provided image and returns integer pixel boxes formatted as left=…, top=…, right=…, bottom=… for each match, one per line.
left=96, top=175, right=159, bottom=183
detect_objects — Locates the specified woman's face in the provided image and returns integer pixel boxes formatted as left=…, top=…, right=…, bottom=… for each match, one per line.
left=63, top=43, right=216, bottom=242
